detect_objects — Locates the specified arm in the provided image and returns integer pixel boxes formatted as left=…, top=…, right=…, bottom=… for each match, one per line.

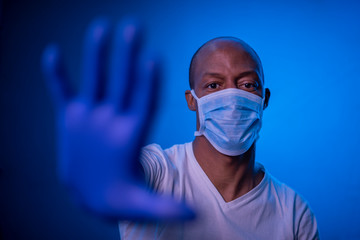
left=41, top=17, right=194, bottom=221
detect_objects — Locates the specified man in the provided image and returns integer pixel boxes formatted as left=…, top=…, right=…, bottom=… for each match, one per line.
left=42, top=19, right=319, bottom=239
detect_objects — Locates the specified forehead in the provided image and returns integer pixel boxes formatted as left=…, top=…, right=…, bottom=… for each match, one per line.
left=192, top=40, right=263, bottom=84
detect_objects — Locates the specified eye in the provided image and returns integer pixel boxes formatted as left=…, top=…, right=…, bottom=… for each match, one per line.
left=240, top=82, right=259, bottom=92
left=207, top=82, right=220, bottom=89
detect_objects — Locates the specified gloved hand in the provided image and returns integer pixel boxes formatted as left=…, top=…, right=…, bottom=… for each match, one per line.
left=42, top=18, right=194, bottom=221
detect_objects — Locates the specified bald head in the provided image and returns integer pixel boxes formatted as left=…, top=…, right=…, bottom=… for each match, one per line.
left=189, top=37, right=264, bottom=89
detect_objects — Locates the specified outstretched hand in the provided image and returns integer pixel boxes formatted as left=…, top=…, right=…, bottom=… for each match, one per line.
left=42, top=18, right=194, bottom=221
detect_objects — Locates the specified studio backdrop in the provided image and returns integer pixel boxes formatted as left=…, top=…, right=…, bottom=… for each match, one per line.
left=1, top=0, right=359, bottom=239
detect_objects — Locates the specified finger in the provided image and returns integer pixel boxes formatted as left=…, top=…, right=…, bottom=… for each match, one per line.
left=42, top=44, right=73, bottom=109
left=107, top=18, right=142, bottom=110
left=80, top=17, right=110, bottom=105
left=129, top=52, right=161, bottom=133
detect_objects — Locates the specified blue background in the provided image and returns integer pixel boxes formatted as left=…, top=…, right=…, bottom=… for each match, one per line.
left=1, top=0, right=360, bottom=239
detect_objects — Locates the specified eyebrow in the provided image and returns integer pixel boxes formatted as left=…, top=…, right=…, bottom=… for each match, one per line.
left=202, top=72, right=226, bottom=79
left=236, top=70, right=259, bottom=80
left=203, top=70, right=260, bottom=80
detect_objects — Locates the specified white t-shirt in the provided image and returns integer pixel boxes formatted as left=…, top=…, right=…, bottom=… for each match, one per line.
left=119, top=142, right=319, bottom=240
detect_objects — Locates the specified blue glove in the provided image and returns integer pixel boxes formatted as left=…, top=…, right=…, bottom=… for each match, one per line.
left=42, top=18, right=194, bottom=221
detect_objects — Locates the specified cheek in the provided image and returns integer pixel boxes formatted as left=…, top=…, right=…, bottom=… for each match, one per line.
left=192, top=100, right=199, bottom=112
left=258, top=89, right=265, bottom=98
left=257, top=83, right=265, bottom=98
left=196, top=110, right=200, bottom=129
left=250, top=88, right=263, bottom=98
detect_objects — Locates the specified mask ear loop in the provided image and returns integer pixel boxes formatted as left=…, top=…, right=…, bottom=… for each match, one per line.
left=190, top=90, right=204, bottom=137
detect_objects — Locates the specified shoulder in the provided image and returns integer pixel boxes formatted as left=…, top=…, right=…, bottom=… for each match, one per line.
left=266, top=170, right=310, bottom=211
left=140, top=142, right=192, bottom=189
left=264, top=168, right=311, bottom=214
left=141, top=142, right=191, bottom=165
left=265, top=169, right=298, bottom=200
left=261, top=165, right=319, bottom=239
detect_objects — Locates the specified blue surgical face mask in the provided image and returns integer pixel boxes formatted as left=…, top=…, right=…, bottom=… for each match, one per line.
left=191, top=88, right=264, bottom=156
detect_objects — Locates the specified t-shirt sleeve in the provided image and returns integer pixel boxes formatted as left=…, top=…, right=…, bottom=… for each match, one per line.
left=295, top=194, right=320, bottom=240
left=139, top=144, right=178, bottom=192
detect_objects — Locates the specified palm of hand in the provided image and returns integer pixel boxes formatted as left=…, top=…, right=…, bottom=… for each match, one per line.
left=60, top=102, right=140, bottom=184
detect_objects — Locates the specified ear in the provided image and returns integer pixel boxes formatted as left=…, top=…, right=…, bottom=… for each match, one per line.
left=263, top=88, right=270, bottom=110
left=185, top=90, right=197, bottom=111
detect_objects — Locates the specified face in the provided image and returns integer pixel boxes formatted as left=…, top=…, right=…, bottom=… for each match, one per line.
left=194, top=41, right=264, bottom=98
left=185, top=39, right=270, bottom=120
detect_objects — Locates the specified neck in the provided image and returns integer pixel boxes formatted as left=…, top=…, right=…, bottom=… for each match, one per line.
left=192, top=136, right=263, bottom=202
